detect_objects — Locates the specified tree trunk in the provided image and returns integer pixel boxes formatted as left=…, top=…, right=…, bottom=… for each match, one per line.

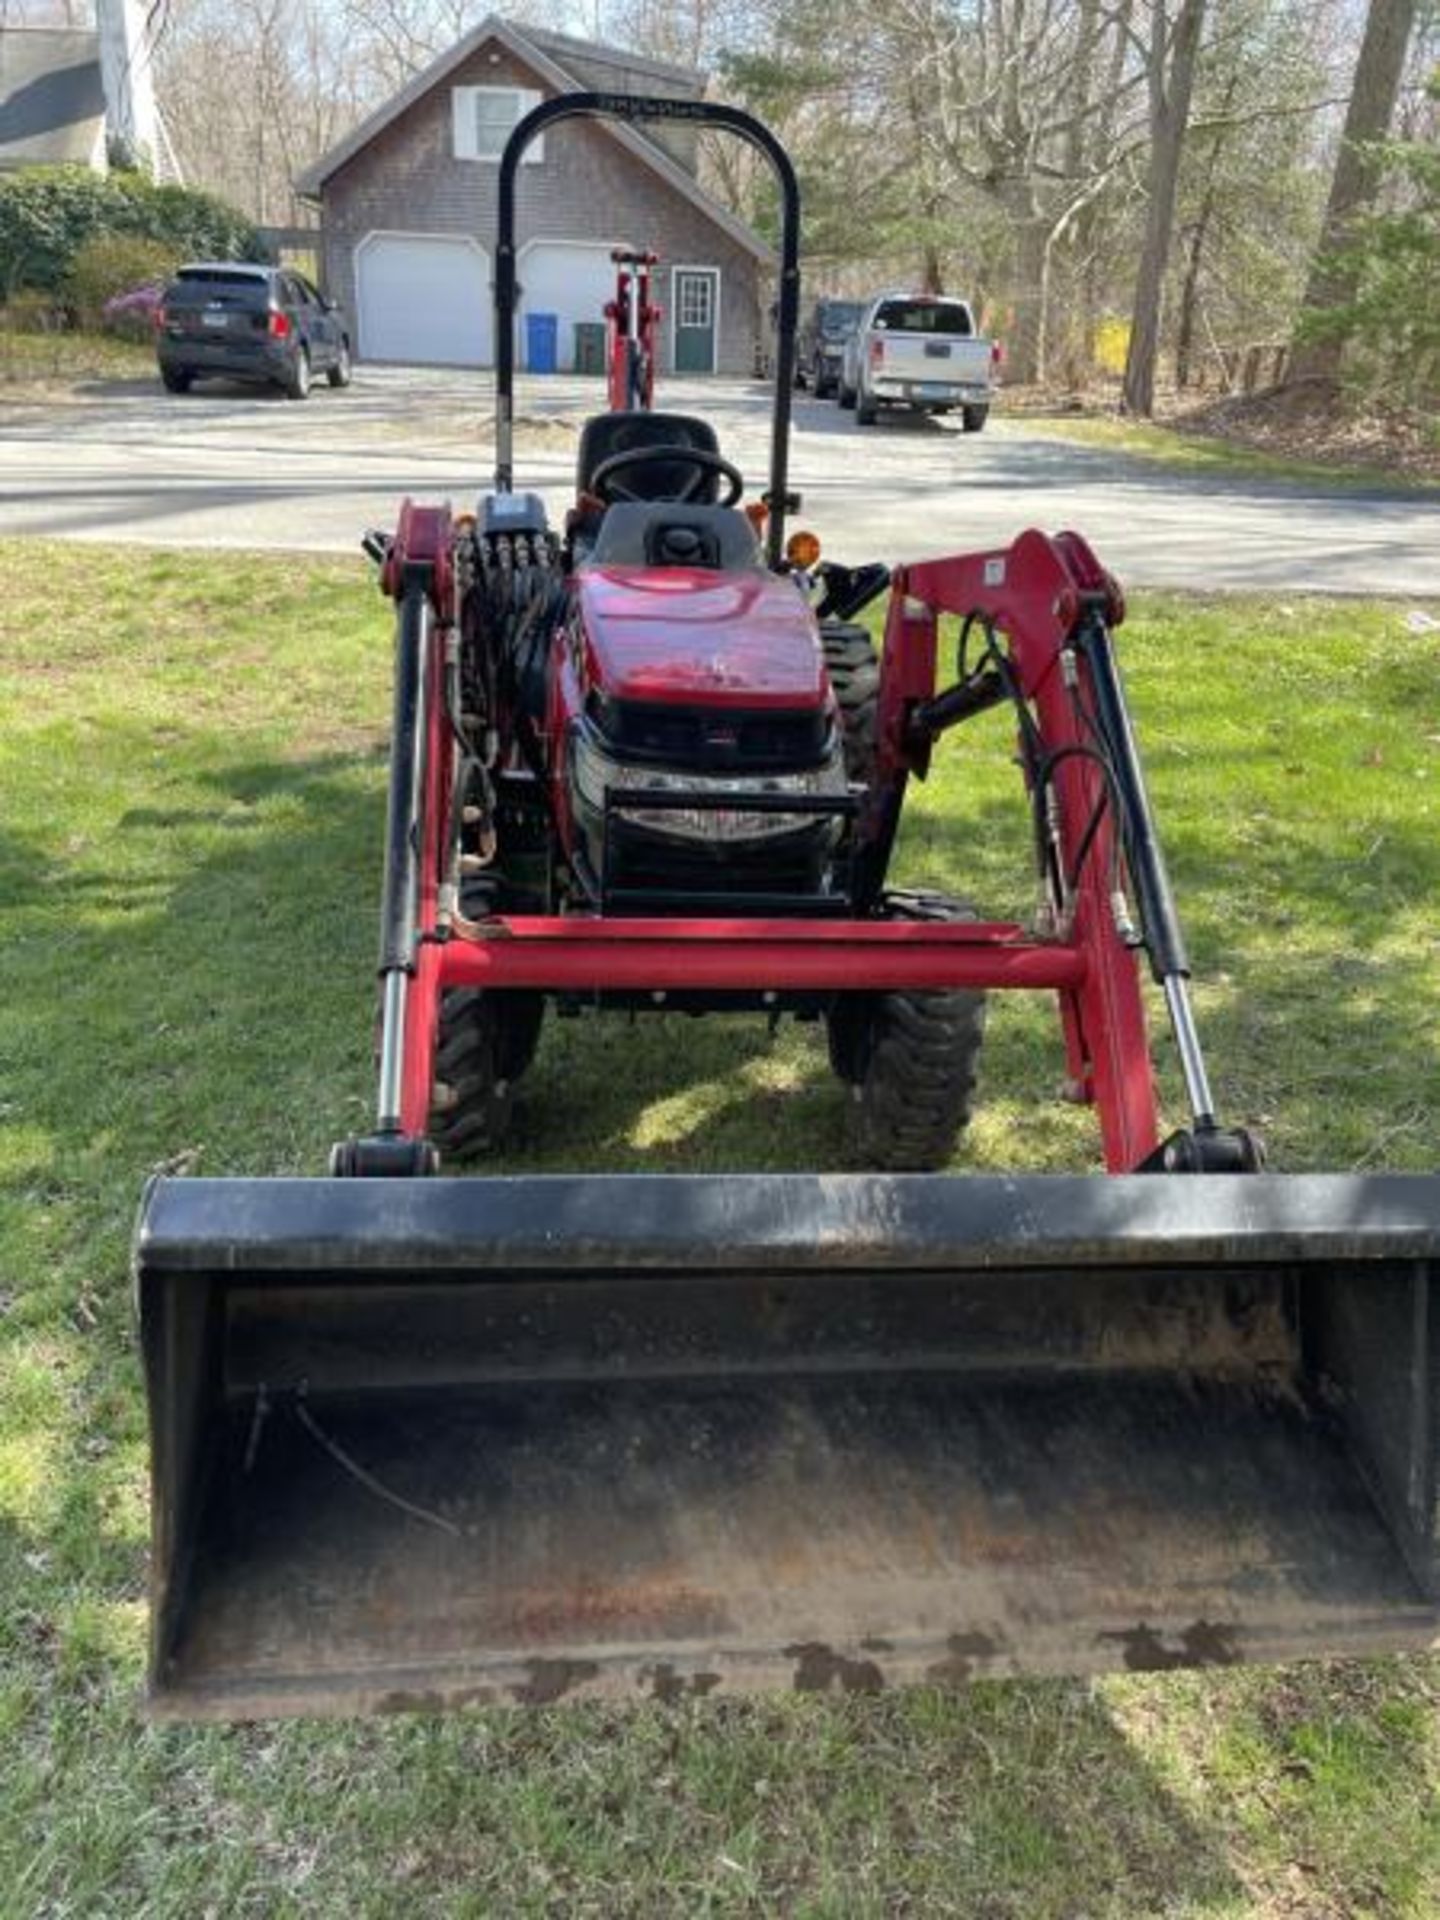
left=1289, top=0, right=1417, bottom=384
left=1122, top=0, right=1207, bottom=417
left=1175, top=66, right=1239, bottom=391
left=1000, top=180, right=1047, bottom=385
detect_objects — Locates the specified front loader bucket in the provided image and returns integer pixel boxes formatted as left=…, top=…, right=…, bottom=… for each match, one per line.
left=137, top=1173, right=1440, bottom=1719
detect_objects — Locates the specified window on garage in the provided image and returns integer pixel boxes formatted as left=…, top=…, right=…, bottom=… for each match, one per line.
left=452, top=86, right=544, bottom=162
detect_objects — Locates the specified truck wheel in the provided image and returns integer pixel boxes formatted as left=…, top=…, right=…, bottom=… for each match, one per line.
left=828, top=890, right=987, bottom=1171
left=429, top=988, right=545, bottom=1158
left=838, top=380, right=856, bottom=410
left=160, top=367, right=192, bottom=394
left=855, top=395, right=877, bottom=426
left=962, top=404, right=989, bottom=433
left=820, top=623, right=878, bottom=783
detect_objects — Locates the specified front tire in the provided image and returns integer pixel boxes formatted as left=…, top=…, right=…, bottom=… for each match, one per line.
left=828, top=891, right=987, bottom=1171
left=820, top=623, right=878, bottom=783
left=327, top=339, right=353, bottom=388
left=962, top=404, right=989, bottom=433
left=429, top=988, right=545, bottom=1158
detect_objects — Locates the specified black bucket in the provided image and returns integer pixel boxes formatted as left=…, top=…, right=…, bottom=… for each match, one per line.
left=136, top=1172, right=1440, bottom=1719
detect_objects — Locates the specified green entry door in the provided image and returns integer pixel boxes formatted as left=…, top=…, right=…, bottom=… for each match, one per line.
left=673, top=268, right=718, bottom=373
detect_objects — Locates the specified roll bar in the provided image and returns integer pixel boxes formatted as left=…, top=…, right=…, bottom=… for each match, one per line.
left=495, top=92, right=801, bottom=568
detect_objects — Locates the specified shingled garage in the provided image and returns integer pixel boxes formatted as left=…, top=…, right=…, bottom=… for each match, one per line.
left=295, top=17, right=770, bottom=374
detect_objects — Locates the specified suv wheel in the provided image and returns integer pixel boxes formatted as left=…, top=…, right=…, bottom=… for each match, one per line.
left=837, top=379, right=856, bottom=410
left=284, top=347, right=311, bottom=401
left=962, top=404, right=989, bottom=433
left=856, top=393, right=877, bottom=426
left=160, top=367, right=192, bottom=394
left=327, top=339, right=353, bottom=388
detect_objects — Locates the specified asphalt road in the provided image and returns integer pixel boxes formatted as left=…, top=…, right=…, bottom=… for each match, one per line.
left=2, top=367, right=1436, bottom=595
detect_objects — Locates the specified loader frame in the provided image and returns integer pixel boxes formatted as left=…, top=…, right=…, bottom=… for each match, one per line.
left=368, top=507, right=1240, bottom=1176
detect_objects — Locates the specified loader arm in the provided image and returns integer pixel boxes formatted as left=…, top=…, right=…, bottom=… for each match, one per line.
left=861, top=528, right=1257, bottom=1174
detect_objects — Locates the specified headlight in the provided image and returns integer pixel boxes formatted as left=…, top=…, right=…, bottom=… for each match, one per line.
left=573, top=730, right=846, bottom=842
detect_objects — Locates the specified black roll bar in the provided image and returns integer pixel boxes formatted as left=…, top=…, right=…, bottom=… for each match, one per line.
left=495, top=92, right=801, bottom=568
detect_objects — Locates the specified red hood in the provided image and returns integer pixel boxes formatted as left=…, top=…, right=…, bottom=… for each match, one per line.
left=577, top=566, right=828, bottom=709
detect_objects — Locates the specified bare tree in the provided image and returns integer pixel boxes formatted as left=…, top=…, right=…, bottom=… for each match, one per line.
left=1122, top=0, right=1206, bottom=414
left=1288, top=0, right=1418, bottom=383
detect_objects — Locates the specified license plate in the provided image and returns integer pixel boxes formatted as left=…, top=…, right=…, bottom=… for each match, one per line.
left=202, top=312, right=228, bottom=329
left=915, top=382, right=951, bottom=399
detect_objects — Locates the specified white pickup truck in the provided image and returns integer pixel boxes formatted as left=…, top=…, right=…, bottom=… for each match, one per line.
left=839, top=292, right=997, bottom=430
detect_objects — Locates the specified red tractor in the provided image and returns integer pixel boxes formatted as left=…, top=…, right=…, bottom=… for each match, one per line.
left=137, top=94, right=1440, bottom=1721
left=604, top=246, right=659, bottom=411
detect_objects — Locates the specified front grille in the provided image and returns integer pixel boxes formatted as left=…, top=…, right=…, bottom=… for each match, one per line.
left=604, top=816, right=834, bottom=899
left=591, top=697, right=831, bottom=771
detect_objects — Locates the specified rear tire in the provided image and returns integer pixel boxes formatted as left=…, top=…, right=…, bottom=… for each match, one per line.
left=838, top=379, right=856, bottom=410
left=829, top=891, right=987, bottom=1171
left=856, top=394, right=877, bottom=426
left=962, top=404, right=989, bottom=433
left=327, top=340, right=353, bottom=388
left=820, top=623, right=879, bottom=784
left=160, top=367, right=192, bottom=393
left=285, top=348, right=311, bottom=401
left=429, top=988, right=545, bottom=1158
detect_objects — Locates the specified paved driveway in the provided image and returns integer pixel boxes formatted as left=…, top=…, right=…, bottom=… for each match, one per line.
left=1, top=366, right=1436, bottom=594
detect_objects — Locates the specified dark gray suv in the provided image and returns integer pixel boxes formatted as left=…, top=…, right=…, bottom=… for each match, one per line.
left=796, top=298, right=864, bottom=398
left=156, top=263, right=352, bottom=400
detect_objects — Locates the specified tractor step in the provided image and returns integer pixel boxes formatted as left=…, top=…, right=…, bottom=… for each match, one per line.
left=137, top=1172, right=1440, bottom=1719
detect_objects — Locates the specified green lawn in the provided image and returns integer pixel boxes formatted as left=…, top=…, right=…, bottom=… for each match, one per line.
left=2, top=541, right=1438, bottom=1915
left=1027, top=413, right=1440, bottom=494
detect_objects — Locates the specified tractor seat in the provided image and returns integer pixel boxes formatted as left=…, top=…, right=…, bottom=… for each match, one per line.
left=588, top=502, right=762, bottom=572
left=575, top=411, right=723, bottom=501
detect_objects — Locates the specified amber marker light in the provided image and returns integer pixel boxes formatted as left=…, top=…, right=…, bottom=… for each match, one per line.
left=786, top=529, right=821, bottom=569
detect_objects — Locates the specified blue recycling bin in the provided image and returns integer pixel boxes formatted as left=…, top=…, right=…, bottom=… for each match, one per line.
left=526, top=311, right=559, bottom=373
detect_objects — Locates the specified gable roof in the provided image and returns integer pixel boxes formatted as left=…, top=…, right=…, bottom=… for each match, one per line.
left=293, top=14, right=771, bottom=266
left=520, top=25, right=705, bottom=94
left=0, top=27, right=105, bottom=169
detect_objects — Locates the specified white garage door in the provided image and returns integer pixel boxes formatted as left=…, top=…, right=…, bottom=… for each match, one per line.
left=519, top=240, right=622, bottom=371
left=356, top=233, right=491, bottom=367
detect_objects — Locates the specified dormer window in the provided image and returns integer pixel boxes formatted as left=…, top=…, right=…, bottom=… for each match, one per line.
left=452, top=85, right=544, bottom=162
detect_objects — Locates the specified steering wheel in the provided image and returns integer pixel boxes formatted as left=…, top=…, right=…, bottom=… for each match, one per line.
left=589, top=443, right=745, bottom=508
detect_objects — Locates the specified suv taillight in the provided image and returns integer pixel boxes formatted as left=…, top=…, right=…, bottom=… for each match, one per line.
left=868, top=336, right=884, bottom=366
left=268, top=311, right=291, bottom=340
left=991, top=340, right=1004, bottom=366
